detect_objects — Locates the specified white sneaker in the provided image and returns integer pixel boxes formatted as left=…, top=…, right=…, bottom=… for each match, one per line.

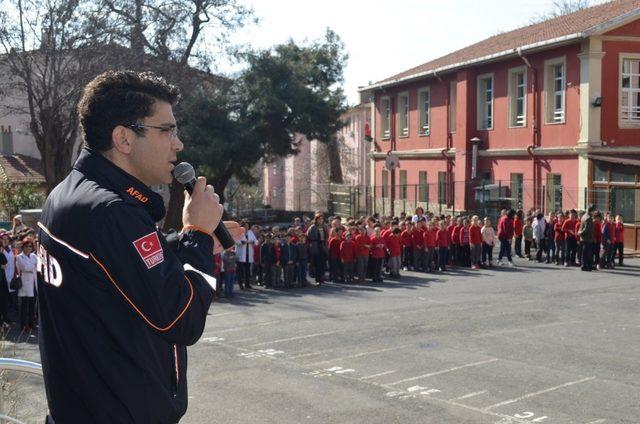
left=497, top=261, right=504, bottom=266
left=508, top=261, right=515, bottom=267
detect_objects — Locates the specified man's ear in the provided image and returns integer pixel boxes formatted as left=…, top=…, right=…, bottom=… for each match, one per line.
left=111, top=125, right=133, bottom=154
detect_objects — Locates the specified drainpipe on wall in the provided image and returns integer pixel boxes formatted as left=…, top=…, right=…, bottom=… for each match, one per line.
left=518, top=47, right=540, bottom=210
left=435, top=70, right=453, bottom=208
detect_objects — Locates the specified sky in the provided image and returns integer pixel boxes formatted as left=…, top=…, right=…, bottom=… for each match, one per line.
left=221, top=0, right=607, bottom=105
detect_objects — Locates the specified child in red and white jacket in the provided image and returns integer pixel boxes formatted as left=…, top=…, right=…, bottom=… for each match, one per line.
left=614, top=215, right=625, bottom=266
left=387, top=228, right=402, bottom=278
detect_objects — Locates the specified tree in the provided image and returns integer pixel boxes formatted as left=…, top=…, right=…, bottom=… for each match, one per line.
left=530, top=0, right=594, bottom=23
left=0, top=0, right=112, bottom=192
left=0, top=183, right=46, bottom=221
left=161, top=30, right=348, bottom=229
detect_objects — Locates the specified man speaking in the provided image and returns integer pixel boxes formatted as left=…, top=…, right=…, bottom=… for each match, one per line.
left=37, top=70, right=240, bottom=423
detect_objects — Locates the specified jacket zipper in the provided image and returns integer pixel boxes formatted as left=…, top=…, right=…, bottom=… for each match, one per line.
left=171, top=344, right=179, bottom=398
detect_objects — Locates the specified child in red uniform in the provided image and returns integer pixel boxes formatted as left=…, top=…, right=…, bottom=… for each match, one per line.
left=562, top=210, right=578, bottom=266
left=451, top=218, right=462, bottom=266
left=412, top=220, right=425, bottom=271
left=369, top=225, right=386, bottom=282
left=574, top=217, right=582, bottom=267
left=422, top=221, right=436, bottom=272
left=514, top=210, right=524, bottom=258
left=340, top=232, right=357, bottom=283
left=459, top=218, right=471, bottom=267
left=328, top=228, right=343, bottom=282
left=469, top=215, right=482, bottom=269
left=401, top=221, right=413, bottom=271
left=447, top=219, right=456, bottom=266
left=387, top=228, right=402, bottom=278
left=355, top=223, right=370, bottom=282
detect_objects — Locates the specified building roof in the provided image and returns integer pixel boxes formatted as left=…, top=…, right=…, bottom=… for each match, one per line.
left=0, top=155, right=46, bottom=184
left=362, top=0, right=640, bottom=91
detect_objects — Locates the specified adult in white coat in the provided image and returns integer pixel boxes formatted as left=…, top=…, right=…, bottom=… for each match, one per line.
left=235, top=221, right=257, bottom=290
left=0, top=232, right=15, bottom=325
left=16, top=238, right=37, bottom=330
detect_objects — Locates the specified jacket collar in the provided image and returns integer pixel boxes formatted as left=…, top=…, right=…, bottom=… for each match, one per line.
left=74, top=148, right=166, bottom=222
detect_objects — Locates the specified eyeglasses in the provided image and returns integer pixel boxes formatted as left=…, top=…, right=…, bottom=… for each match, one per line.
left=128, top=123, right=179, bottom=139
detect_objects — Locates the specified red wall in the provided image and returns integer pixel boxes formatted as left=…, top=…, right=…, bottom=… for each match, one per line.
left=601, top=39, right=640, bottom=146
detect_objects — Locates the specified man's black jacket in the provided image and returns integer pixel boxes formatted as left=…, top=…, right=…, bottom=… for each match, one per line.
left=37, top=148, right=215, bottom=423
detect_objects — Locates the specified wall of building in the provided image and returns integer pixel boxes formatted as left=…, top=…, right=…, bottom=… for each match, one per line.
left=601, top=38, right=640, bottom=146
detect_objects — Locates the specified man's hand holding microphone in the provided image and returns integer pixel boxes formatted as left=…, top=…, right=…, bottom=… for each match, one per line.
left=176, top=162, right=244, bottom=254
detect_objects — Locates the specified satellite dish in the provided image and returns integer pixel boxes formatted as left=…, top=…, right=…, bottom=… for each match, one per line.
left=385, top=153, right=399, bottom=170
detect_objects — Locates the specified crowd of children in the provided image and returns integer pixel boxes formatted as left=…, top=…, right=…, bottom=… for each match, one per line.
left=213, top=207, right=628, bottom=298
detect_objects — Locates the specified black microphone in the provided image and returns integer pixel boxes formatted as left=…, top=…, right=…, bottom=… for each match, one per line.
left=174, top=162, right=235, bottom=250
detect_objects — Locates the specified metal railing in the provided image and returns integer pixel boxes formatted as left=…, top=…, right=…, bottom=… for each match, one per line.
left=0, top=358, right=44, bottom=424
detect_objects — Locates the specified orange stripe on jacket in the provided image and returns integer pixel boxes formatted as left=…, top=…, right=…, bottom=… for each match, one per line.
left=90, top=253, right=194, bottom=332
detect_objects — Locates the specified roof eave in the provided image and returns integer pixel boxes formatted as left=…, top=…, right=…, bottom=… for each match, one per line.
left=358, top=32, right=585, bottom=93
left=360, top=6, right=640, bottom=94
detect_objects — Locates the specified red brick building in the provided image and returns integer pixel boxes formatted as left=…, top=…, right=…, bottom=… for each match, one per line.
left=360, top=0, right=640, bottom=251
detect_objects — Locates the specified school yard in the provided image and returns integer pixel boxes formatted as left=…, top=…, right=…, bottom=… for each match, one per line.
left=2, top=258, right=639, bottom=423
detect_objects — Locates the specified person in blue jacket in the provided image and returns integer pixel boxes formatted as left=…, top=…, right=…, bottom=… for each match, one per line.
left=37, top=70, right=242, bottom=424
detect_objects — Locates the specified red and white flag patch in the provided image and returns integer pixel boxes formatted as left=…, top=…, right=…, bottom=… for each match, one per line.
left=133, top=232, right=164, bottom=269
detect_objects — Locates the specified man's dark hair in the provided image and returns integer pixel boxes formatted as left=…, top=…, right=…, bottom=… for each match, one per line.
left=78, top=70, right=180, bottom=152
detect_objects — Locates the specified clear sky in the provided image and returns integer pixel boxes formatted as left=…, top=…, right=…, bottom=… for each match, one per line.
left=223, top=0, right=607, bottom=105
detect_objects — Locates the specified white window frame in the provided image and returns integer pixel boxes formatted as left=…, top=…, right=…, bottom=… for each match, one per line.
left=544, top=57, right=566, bottom=124
left=398, top=92, right=409, bottom=137
left=619, top=53, right=640, bottom=128
left=380, top=96, right=391, bottom=139
left=418, top=87, right=430, bottom=136
left=477, top=73, right=494, bottom=130
left=508, top=66, right=527, bottom=128
left=449, top=81, right=457, bottom=133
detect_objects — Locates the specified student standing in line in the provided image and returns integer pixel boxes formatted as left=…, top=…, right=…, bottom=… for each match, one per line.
left=295, top=234, right=309, bottom=287
left=400, top=221, right=413, bottom=271
left=328, top=228, right=343, bottom=283
left=340, top=232, right=357, bottom=283
left=469, top=216, right=482, bottom=269
left=562, top=210, right=578, bottom=266
left=451, top=217, right=463, bottom=266
left=513, top=210, right=524, bottom=258
left=355, top=223, right=370, bottom=282
left=554, top=213, right=565, bottom=266
left=423, top=221, right=436, bottom=273
left=369, top=226, right=386, bottom=283
left=614, top=215, right=625, bottom=266
left=386, top=228, right=402, bottom=278
left=593, top=212, right=602, bottom=270
left=436, top=221, right=450, bottom=272
left=221, top=248, right=237, bottom=299
left=497, top=210, right=516, bottom=266
left=523, top=217, right=534, bottom=261
left=480, top=217, right=495, bottom=267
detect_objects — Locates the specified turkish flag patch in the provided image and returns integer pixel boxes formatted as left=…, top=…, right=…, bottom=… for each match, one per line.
left=133, top=232, right=164, bottom=269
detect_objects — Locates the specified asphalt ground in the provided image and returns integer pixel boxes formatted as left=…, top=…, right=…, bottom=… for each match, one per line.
left=1, top=258, right=639, bottom=423
left=184, top=258, right=640, bottom=424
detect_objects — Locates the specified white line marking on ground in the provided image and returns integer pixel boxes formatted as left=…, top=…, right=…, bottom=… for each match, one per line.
left=289, top=352, right=326, bottom=359
left=360, top=370, right=397, bottom=380
left=250, top=330, right=341, bottom=347
left=483, top=377, right=596, bottom=410
left=308, top=345, right=411, bottom=366
left=209, top=311, right=245, bottom=317
left=450, top=390, right=488, bottom=401
left=227, top=337, right=258, bottom=344
left=387, top=358, right=499, bottom=386
left=204, top=320, right=280, bottom=335
left=202, top=337, right=225, bottom=342
left=585, top=419, right=606, bottom=424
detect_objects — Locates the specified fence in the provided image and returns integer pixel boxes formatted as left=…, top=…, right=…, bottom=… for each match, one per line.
left=329, top=180, right=639, bottom=224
